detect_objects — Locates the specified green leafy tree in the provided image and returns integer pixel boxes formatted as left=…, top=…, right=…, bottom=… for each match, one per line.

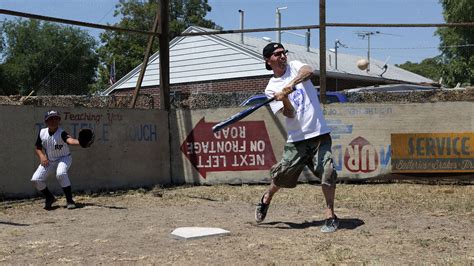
left=95, top=0, right=221, bottom=92
left=0, top=19, right=98, bottom=95
left=0, top=22, right=4, bottom=57
left=0, top=21, right=16, bottom=95
left=396, top=57, right=443, bottom=82
left=436, top=0, right=474, bottom=87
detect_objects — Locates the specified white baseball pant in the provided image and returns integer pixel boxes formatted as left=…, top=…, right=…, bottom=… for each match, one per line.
left=31, top=155, right=72, bottom=190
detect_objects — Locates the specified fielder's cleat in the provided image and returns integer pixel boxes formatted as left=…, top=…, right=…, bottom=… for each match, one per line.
left=44, top=196, right=56, bottom=210
left=255, top=194, right=270, bottom=223
left=321, top=215, right=339, bottom=233
left=66, top=201, right=76, bottom=210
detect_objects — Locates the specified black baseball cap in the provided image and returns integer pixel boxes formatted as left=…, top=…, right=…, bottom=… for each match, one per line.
left=262, top=42, right=285, bottom=70
left=44, top=110, right=60, bottom=121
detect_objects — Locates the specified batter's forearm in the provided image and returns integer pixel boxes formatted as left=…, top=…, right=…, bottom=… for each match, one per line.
left=288, top=65, right=313, bottom=87
left=278, top=65, right=313, bottom=98
left=275, top=65, right=313, bottom=118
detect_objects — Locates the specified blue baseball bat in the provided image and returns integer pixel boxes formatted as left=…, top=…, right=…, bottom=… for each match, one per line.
left=212, top=96, right=275, bottom=133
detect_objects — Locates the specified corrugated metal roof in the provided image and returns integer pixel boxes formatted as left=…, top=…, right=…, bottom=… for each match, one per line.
left=103, top=26, right=432, bottom=95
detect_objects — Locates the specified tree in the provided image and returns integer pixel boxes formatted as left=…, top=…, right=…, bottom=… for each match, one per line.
left=0, top=19, right=98, bottom=95
left=436, top=0, right=474, bottom=87
left=396, top=57, right=443, bottom=82
left=95, top=0, right=221, bottom=92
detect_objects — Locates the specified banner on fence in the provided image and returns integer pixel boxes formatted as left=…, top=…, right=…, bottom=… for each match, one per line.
left=391, top=132, right=474, bottom=173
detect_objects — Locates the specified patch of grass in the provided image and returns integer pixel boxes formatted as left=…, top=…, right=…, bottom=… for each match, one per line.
left=326, top=247, right=354, bottom=263
left=8, top=229, right=26, bottom=237
left=359, top=229, right=373, bottom=237
left=414, top=238, right=433, bottom=248
left=437, top=236, right=459, bottom=244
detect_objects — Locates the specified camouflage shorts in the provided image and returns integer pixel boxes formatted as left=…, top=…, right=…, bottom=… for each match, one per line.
left=270, top=133, right=337, bottom=188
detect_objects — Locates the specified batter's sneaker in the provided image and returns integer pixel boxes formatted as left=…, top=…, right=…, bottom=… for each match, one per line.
left=255, top=194, right=270, bottom=223
left=321, top=215, right=339, bottom=233
left=66, top=200, right=76, bottom=210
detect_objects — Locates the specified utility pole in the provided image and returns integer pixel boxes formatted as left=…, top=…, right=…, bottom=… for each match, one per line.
left=334, top=39, right=346, bottom=70
left=356, top=31, right=380, bottom=72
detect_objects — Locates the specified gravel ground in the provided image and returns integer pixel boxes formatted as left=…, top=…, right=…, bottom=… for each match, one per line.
left=1, top=183, right=472, bottom=264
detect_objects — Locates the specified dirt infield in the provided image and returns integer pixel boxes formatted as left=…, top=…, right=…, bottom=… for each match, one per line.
left=1, top=183, right=472, bottom=264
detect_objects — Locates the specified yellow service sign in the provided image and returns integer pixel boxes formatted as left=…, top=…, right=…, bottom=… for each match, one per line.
left=391, top=132, right=474, bottom=173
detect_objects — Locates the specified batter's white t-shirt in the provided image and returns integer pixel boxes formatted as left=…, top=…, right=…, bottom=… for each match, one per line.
left=265, top=60, right=330, bottom=142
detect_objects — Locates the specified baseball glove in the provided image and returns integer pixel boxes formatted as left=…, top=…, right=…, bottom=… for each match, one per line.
left=78, top=128, right=95, bottom=148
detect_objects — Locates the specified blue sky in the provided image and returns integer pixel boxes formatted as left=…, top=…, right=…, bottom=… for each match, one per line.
left=1, top=0, right=445, bottom=64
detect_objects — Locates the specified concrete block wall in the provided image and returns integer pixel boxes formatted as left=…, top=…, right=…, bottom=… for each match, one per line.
left=1, top=102, right=472, bottom=198
left=171, top=102, right=474, bottom=184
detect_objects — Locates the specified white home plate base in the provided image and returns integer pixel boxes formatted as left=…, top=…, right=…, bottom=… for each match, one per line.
left=171, top=227, right=230, bottom=240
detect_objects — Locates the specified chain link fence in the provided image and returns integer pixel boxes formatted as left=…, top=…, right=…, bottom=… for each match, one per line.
left=0, top=7, right=472, bottom=106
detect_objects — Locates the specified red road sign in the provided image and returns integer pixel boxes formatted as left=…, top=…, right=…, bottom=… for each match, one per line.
left=180, top=118, right=277, bottom=178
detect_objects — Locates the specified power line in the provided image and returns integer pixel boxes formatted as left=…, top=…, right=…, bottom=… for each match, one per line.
left=1, top=8, right=473, bottom=38
left=344, top=44, right=474, bottom=50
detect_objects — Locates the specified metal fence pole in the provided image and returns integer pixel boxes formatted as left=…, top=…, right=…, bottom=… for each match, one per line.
left=319, top=0, right=327, bottom=104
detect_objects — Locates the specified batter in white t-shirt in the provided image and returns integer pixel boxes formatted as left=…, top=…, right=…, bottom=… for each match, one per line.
left=255, top=42, right=339, bottom=233
left=265, top=60, right=330, bottom=142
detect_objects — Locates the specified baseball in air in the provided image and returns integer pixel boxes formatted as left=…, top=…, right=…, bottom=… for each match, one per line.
left=357, top=59, right=369, bottom=70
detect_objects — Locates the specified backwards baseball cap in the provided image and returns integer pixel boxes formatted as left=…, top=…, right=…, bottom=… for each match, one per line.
left=262, top=42, right=285, bottom=70
left=44, top=110, right=60, bottom=121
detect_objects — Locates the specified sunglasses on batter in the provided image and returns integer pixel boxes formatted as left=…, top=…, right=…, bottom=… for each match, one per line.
left=272, top=49, right=289, bottom=57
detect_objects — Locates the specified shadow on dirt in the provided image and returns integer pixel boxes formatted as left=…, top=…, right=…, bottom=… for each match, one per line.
left=259, top=218, right=365, bottom=230
left=0, top=221, right=30, bottom=226
left=184, top=195, right=219, bottom=201
left=75, top=202, right=127, bottom=210
left=44, top=206, right=61, bottom=211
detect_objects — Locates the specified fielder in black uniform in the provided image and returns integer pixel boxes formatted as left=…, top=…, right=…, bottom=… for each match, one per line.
left=31, top=110, right=80, bottom=210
